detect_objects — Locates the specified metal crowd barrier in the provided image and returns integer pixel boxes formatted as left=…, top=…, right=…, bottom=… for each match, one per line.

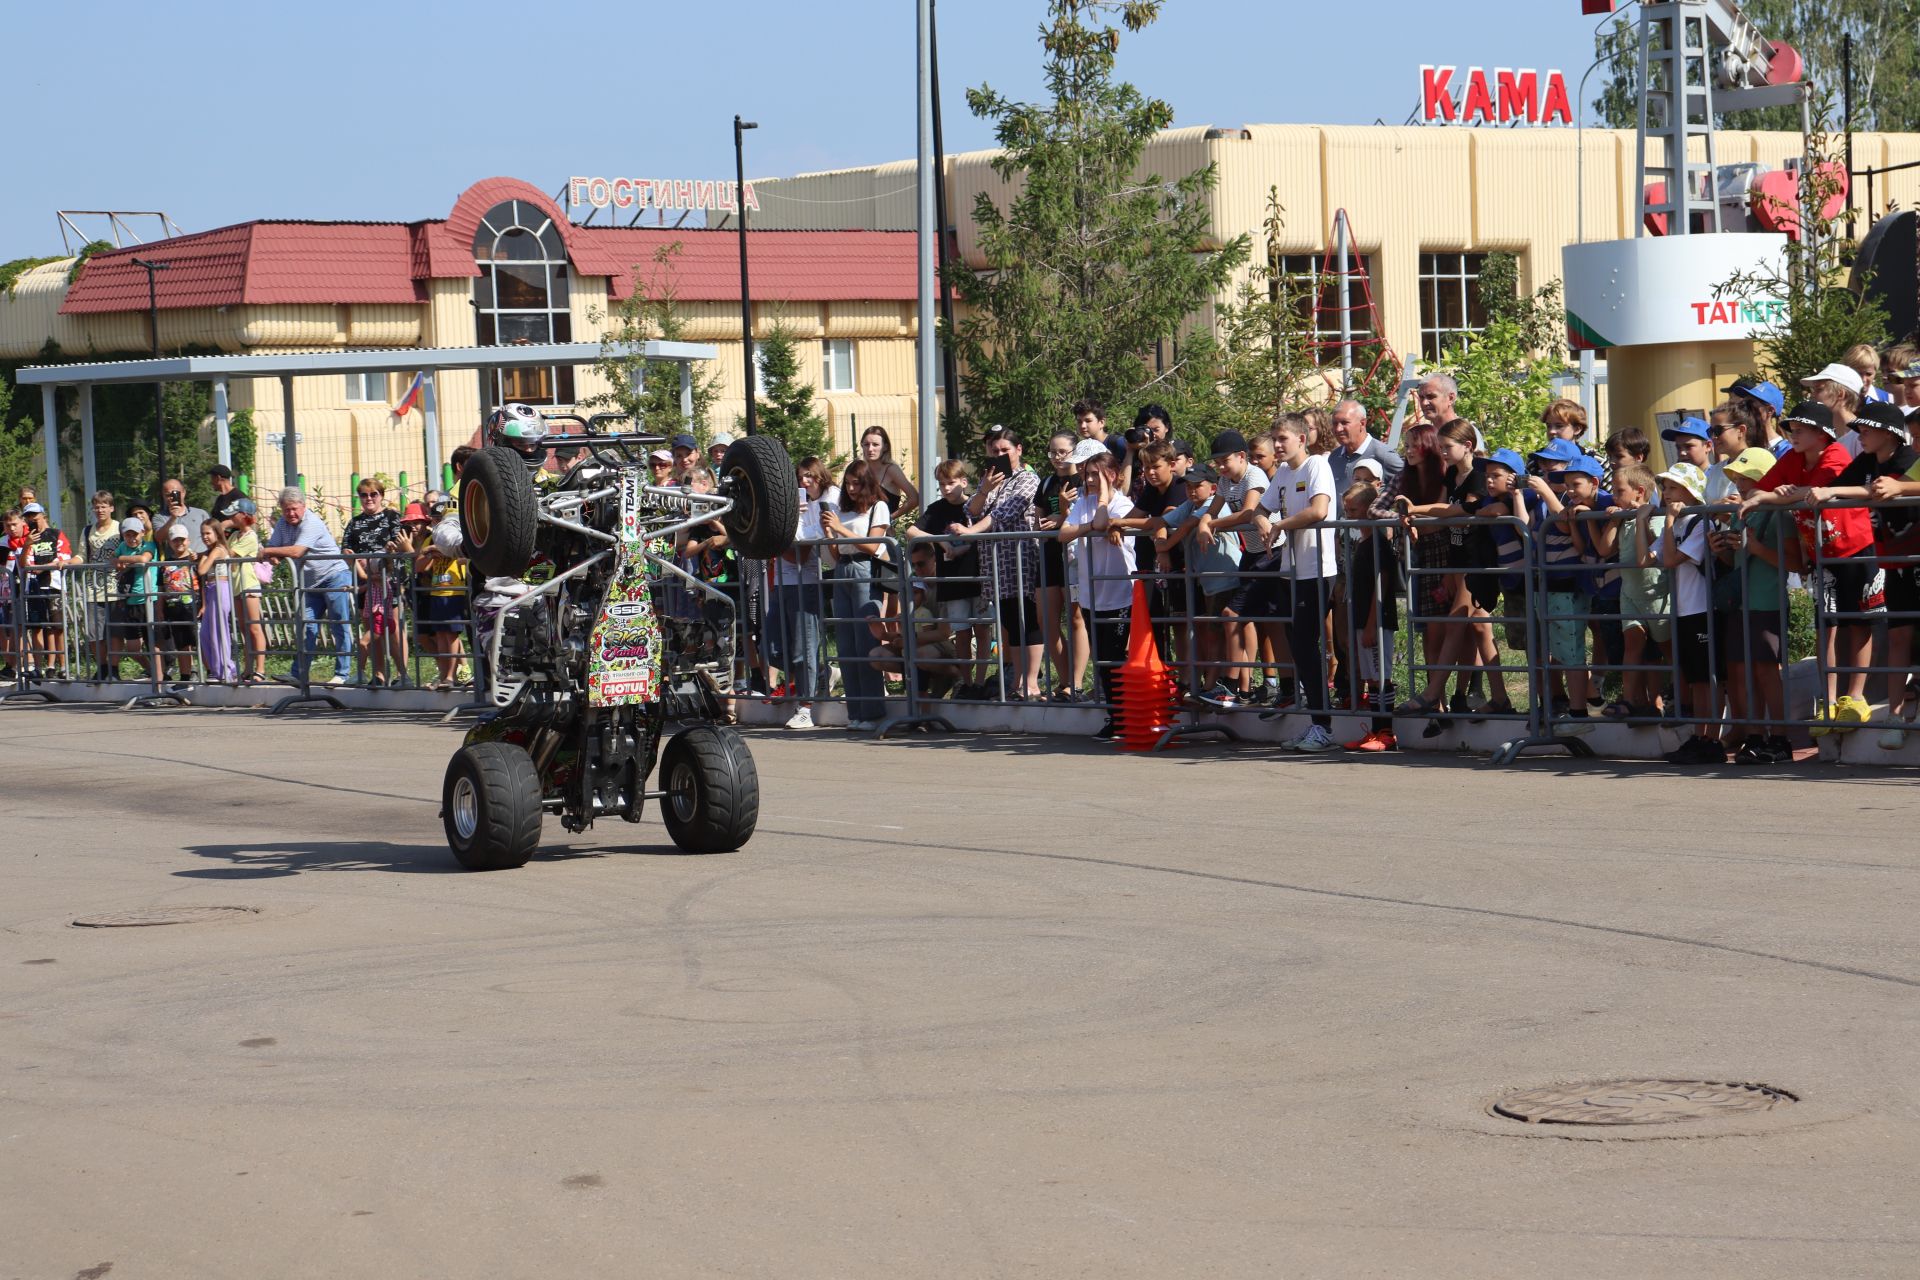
left=11, top=495, right=1920, bottom=766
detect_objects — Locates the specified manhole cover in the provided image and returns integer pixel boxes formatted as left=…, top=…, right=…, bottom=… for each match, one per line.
left=1492, top=1079, right=1796, bottom=1125
left=72, top=906, right=261, bottom=929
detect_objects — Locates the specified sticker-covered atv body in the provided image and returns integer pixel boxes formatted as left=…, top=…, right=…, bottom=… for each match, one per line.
left=439, top=411, right=796, bottom=871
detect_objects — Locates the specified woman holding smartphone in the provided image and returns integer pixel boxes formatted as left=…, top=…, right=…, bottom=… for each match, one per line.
left=823, top=460, right=892, bottom=730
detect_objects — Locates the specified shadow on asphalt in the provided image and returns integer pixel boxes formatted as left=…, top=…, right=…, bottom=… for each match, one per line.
left=753, top=724, right=1918, bottom=785
left=177, top=839, right=620, bottom=877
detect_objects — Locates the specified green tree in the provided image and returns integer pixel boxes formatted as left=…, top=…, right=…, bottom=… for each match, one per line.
left=1435, top=253, right=1569, bottom=454
left=746, top=320, right=836, bottom=466
left=584, top=242, right=721, bottom=439
left=945, top=0, right=1250, bottom=446
left=1593, top=3, right=1920, bottom=132
left=1716, top=115, right=1889, bottom=382
left=0, top=370, right=39, bottom=503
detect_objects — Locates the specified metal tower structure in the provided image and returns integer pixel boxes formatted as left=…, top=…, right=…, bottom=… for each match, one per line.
left=1631, top=0, right=1804, bottom=237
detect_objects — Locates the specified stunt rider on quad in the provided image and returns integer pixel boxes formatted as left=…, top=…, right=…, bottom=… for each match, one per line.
left=439, top=405, right=796, bottom=871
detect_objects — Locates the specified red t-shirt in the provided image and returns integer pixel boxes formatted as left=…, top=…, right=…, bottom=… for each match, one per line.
left=1757, top=441, right=1874, bottom=561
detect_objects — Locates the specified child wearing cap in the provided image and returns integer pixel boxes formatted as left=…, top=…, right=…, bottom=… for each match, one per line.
left=1808, top=401, right=1920, bottom=746
left=1522, top=440, right=1597, bottom=729
left=1156, top=464, right=1241, bottom=694
left=1740, top=400, right=1878, bottom=734
left=1198, top=429, right=1270, bottom=707
left=1656, top=463, right=1722, bottom=763
left=1562, top=454, right=1621, bottom=711
left=1058, top=439, right=1137, bottom=740
left=155, top=524, right=199, bottom=683
left=1606, top=463, right=1669, bottom=722
left=0, top=509, right=22, bottom=679
left=110, top=517, right=156, bottom=678
left=1715, top=448, right=1799, bottom=763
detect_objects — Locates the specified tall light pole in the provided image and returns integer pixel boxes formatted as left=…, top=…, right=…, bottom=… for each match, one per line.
left=734, top=115, right=759, bottom=435
left=131, top=257, right=172, bottom=484
left=914, top=0, right=938, bottom=497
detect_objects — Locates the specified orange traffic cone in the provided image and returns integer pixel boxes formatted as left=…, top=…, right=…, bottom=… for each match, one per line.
left=1114, top=580, right=1180, bottom=752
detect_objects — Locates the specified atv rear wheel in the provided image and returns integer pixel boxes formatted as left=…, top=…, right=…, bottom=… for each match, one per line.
left=442, top=742, right=543, bottom=870
left=460, top=446, right=539, bottom=580
left=659, top=725, right=759, bottom=853
left=718, top=435, right=799, bottom=560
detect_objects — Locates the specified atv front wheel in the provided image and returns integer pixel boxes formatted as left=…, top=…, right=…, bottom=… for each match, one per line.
left=442, top=742, right=543, bottom=870
left=718, top=435, right=799, bottom=560
left=460, top=446, right=539, bottom=579
left=659, top=725, right=760, bottom=853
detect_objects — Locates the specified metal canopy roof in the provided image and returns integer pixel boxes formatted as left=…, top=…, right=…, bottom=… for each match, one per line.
left=14, top=341, right=715, bottom=387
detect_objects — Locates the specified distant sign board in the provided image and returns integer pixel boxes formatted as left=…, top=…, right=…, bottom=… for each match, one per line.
left=1420, top=67, right=1573, bottom=125
left=1562, top=234, right=1789, bottom=350
left=567, top=176, right=760, bottom=214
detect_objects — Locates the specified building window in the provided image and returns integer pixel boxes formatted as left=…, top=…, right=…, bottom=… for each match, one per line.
left=1271, top=252, right=1375, bottom=365
left=748, top=343, right=768, bottom=397
left=821, top=339, right=856, bottom=393
left=1418, top=251, right=1491, bottom=362
left=344, top=372, right=386, bottom=403
left=472, top=199, right=575, bottom=406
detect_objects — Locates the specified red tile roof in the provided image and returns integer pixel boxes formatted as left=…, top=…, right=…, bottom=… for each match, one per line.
left=580, top=226, right=918, bottom=303
left=62, top=222, right=423, bottom=314
left=60, top=178, right=916, bottom=315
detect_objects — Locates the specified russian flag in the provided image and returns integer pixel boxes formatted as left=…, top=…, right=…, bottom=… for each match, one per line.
left=391, top=371, right=427, bottom=418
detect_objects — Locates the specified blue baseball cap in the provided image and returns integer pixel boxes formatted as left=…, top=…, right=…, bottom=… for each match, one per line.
left=232, top=497, right=257, bottom=517
left=1726, top=377, right=1786, bottom=414
left=670, top=433, right=697, bottom=450
left=1562, top=455, right=1604, bottom=480
left=1485, top=448, right=1527, bottom=475
left=1529, top=437, right=1581, bottom=464
left=1661, top=416, right=1711, bottom=442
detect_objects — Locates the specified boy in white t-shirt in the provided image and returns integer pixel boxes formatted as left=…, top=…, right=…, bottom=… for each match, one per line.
left=1058, top=438, right=1137, bottom=740
left=1254, top=413, right=1340, bottom=752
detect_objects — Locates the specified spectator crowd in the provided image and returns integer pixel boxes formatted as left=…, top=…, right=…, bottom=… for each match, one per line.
left=11, top=345, right=1920, bottom=770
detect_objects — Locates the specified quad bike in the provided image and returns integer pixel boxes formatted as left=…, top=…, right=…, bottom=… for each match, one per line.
left=439, top=405, right=797, bottom=870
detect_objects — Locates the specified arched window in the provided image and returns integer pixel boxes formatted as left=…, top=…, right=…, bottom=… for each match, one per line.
left=472, top=200, right=574, bottom=406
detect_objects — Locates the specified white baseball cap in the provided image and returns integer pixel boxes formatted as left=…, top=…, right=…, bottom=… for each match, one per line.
left=120, top=517, right=144, bottom=533
left=1801, top=363, right=1865, bottom=396
left=1352, top=457, right=1384, bottom=481
left=165, top=523, right=189, bottom=541
left=710, top=432, right=735, bottom=449
left=1067, top=438, right=1108, bottom=465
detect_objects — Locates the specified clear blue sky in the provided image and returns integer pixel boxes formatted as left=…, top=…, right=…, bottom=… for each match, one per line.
left=6, top=0, right=1613, bottom=256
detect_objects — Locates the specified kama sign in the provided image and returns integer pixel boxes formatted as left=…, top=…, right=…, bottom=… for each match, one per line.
left=1561, top=234, right=1789, bottom=351
left=1420, top=67, right=1574, bottom=125
left=567, top=176, right=760, bottom=213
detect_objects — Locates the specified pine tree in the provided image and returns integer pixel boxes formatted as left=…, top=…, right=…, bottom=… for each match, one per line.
left=945, top=0, right=1249, bottom=447
left=749, top=321, right=836, bottom=466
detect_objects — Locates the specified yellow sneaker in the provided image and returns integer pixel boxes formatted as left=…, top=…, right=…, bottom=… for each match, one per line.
left=1809, top=700, right=1832, bottom=737
left=1834, top=694, right=1872, bottom=731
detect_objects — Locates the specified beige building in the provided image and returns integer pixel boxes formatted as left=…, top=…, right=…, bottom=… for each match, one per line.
left=1, top=177, right=922, bottom=512
left=757, top=123, right=1920, bottom=428
left=9, top=129, right=1920, bottom=514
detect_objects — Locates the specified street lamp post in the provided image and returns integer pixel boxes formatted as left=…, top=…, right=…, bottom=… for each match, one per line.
left=734, top=115, right=759, bottom=435
left=131, top=257, right=172, bottom=484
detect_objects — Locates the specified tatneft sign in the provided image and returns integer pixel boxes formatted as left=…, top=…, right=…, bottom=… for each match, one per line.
left=1561, top=235, right=1790, bottom=350
left=1419, top=67, right=1574, bottom=125
left=567, top=176, right=761, bottom=213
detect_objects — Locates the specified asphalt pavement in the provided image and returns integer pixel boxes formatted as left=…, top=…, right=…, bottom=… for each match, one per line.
left=1, top=705, right=1915, bottom=1278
